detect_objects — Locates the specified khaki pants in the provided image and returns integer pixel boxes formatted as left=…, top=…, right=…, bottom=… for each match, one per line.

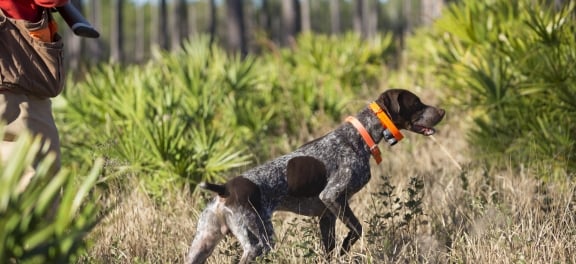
left=0, top=90, right=61, bottom=191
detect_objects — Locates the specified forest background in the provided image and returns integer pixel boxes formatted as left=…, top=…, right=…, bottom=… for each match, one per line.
left=1, top=0, right=575, bottom=263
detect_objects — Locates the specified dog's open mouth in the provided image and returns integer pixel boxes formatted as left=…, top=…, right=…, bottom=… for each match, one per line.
left=411, top=125, right=436, bottom=136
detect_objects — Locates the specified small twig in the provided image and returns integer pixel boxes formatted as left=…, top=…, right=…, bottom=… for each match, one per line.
left=429, top=135, right=463, bottom=171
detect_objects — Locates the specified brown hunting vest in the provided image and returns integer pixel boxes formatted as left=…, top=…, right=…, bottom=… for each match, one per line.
left=0, top=8, right=65, bottom=98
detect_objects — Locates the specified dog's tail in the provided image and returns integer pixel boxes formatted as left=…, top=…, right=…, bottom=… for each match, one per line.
left=199, top=182, right=228, bottom=197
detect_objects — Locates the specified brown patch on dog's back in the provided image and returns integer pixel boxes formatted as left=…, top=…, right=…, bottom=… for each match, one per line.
left=287, top=156, right=327, bottom=197
left=225, top=177, right=262, bottom=211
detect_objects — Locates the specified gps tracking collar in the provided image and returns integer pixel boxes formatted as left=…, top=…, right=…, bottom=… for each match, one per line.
left=345, top=102, right=404, bottom=164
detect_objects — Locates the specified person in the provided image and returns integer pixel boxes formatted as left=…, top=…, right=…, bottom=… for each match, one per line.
left=0, top=0, right=69, bottom=191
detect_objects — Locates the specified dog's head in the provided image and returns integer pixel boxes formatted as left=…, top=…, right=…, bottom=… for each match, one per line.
left=376, top=89, right=445, bottom=136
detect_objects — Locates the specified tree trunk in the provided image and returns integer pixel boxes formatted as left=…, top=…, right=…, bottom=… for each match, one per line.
left=225, top=0, right=247, bottom=57
left=366, top=0, right=378, bottom=39
left=208, top=0, right=217, bottom=50
left=171, top=0, right=189, bottom=51
left=396, top=0, right=412, bottom=67
left=329, top=0, right=340, bottom=35
left=87, top=0, right=103, bottom=64
left=135, top=3, right=146, bottom=62
left=353, top=0, right=365, bottom=37
left=157, top=0, right=169, bottom=50
left=188, top=3, right=197, bottom=36
left=301, top=0, right=311, bottom=33
left=421, top=0, right=443, bottom=26
left=281, top=0, right=300, bottom=46
left=400, top=0, right=412, bottom=49
left=258, top=0, right=276, bottom=42
left=66, top=0, right=83, bottom=70
left=354, top=0, right=377, bottom=39
left=260, top=0, right=272, bottom=33
left=110, top=0, right=124, bottom=63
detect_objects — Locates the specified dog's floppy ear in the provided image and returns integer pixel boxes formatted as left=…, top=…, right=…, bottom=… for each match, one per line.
left=378, top=89, right=402, bottom=115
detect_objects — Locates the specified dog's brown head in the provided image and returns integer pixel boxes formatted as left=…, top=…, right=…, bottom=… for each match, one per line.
left=376, top=89, right=445, bottom=136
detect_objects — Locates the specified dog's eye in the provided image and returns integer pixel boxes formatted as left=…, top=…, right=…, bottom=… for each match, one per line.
left=412, top=101, right=423, bottom=109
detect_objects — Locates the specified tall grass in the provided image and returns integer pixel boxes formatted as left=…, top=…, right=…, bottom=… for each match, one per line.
left=79, top=115, right=576, bottom=263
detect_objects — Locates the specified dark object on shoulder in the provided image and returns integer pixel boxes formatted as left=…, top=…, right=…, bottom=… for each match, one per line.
left=55, top=3, right=99, bottom=38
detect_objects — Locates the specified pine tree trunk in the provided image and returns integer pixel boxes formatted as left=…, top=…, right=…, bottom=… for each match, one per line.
left=366, top=0, right=378, bottom=39
left=225, top=0, right=247, bottom=56
left=188, top=4, right=197, bottom=36
left=66, top=0, right=83, bottom=70
left=157, top=0, right=169, bottom=50
left=171, top=0, right=188, bottom=51
left=353, top=0, right=364, bottom=37
left=110, top=0, right=124, bottom=63
left=421, top=0, right=443, bottom=26
left=208, top=0, right=217, bottom=49
left=135, top=3, right=146, bottom=62
left=87, top=0, right=102, bottom=64
left=330, top=0, right=341, bottom=35
left=281, top=0, right=300, bottom=46
left=301, top=0, right=311, bottom=33
left=401, top=0, right=411, bottom=49
left=259, top=0, right=274, bottom=41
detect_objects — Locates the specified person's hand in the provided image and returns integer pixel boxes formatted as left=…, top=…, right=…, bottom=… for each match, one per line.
left=29, top=20, right=58, bottom=42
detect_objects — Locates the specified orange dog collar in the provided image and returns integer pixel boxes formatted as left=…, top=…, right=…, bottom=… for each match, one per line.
left=369, top=102, right=403, bottom=145
left=345, top=102, right=404, bottom=163
left=346, top=116, right=382, bottom=164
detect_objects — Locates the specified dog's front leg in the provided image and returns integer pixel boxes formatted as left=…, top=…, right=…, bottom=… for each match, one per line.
left=319, top=211, right=337, bottom=255
left=319, top=190, right=363, bottom=255
left=338, top=203, right=362, bottom=254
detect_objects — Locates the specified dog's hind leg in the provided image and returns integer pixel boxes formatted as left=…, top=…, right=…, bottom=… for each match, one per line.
left=228, top=210, right=275, bottom=264
left=187, top=201, right=227, bottom=264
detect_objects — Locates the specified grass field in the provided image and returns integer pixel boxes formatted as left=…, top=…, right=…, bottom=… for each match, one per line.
left=81, top=90, right=576, bottom=263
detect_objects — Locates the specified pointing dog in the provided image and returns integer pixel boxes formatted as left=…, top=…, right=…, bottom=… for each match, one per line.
left=187, top=89, right=445, bottom=263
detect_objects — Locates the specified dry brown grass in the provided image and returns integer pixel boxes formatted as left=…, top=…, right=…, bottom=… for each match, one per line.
left=80, top=103, right=576, bottom=264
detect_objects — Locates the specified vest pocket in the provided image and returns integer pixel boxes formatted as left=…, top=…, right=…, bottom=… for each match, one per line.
left=26, top=34, right=65, bottom=97
left=0, top=10, right=65, bottom=98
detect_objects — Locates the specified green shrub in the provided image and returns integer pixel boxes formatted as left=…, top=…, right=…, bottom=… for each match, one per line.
left=0, top=131, right=102, bottom=263
left=268, top=33, right=394, bottom=138
left=57, top=38, right=255, bottom=197
left=56, top=34, right=394, bottom=196
left=435, top=0, right=576, bottom=176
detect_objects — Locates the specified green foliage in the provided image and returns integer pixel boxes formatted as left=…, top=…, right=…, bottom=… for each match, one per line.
left=58, top=38, right=255, bottom=197
left=0, top=131, right=102, bottom=263
left=435, top=0, right=576, bottom=176
left=56, top=33, right=393, bottom=197
left=266, top=33, right=393, bottom=141
left=366, top=175, right=427, bottom=260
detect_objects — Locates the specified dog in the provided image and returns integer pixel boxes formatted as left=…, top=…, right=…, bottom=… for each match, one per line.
left=187, top=89, right=445, bottom=263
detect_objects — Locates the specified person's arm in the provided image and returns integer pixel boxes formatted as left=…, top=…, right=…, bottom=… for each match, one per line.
left=30, top=0, right=70, bottom=41
left=34, top=0, right=69, bottom=8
